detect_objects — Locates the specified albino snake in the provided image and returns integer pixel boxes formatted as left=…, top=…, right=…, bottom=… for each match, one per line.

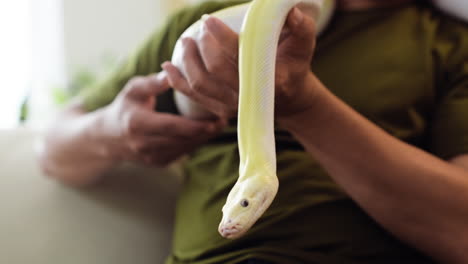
left=171, top=0, right=334, bottom=239
left=169, top=0, right=468, bottom=239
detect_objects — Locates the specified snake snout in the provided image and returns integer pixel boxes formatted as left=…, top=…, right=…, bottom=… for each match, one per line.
left=219, top=222, right=244, bottom=239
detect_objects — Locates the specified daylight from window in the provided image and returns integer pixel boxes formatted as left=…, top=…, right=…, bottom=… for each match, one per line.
left=0, top=1, right=31, bottom=129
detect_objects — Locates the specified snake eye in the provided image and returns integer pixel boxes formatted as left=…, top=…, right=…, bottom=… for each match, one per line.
left=240, top=199, right=249, bottom=208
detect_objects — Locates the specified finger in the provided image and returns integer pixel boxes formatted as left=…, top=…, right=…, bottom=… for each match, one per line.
left=139, top=135, right=212, bottom=166
left=136, top=110, right=223, bottom=139
left=148, top=71, right=170, bottom=93
left=162, top=61, right=231, bottom=118
left=152, top=112, right=224, bottom=138
left=202, top=15, right=239, bottom=62
left=179, top=38, right=237, bottom=104
left=136, top=131, right=214, bottom=154
left=198, top=22, right=239, bottom=92
left=180, top=37, right=208, bottom=77
left=280, top=7, right=316, bottom=56
left=124, top=73, right=171, bottom=102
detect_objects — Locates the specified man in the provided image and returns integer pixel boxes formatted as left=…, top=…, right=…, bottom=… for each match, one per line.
left=39, top=0, right=468, bottom=263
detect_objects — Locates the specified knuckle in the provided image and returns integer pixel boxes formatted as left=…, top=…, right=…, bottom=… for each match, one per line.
left=217, top=108, right=231, bottom=120
left=183, top=86, right=196, bottom=97
left=170, top=74, right=184, bottom=89
left=189, top=79, right=204, bottom=92
left=128, top=140, right=141, bottom=153
left=275, top=71, right=288, bottom=86
left=123, top=76, right=145, bottom=94
left=123, top=113, right=139, bottom=136
left=206, top=58, right=223, bottom=73
left=128, top=76, right=145, bottom=88
left=133, top=140, right=150, bottom=154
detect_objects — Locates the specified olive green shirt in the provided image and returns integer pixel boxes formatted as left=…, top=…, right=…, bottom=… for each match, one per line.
left=80, top=1, right=468, bottom=263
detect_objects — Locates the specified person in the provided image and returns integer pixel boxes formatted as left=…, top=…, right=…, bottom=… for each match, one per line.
left=38, top=0, right=468, bottom=263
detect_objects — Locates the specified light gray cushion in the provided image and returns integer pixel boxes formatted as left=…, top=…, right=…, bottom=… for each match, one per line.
left=0, top=127, right=181, bottom=264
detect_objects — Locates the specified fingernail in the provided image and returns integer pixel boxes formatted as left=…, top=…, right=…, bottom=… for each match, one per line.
left=156, top=70, right=167, bottom=80
left=291, top=8, right=304, bottom=27
left=161, top=61, right=169, bottom=68
left=181, top=37, right=189, bottom=46
left=203, top=15, right=219, bottom=34
left=201, top=14, right=211, bottom=22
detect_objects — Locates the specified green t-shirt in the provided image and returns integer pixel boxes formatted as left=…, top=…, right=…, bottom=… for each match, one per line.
left=80, top=1, right=468, bottom=263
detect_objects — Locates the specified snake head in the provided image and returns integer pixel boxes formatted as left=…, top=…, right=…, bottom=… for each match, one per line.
left=218, top=176, right=279, bottom=239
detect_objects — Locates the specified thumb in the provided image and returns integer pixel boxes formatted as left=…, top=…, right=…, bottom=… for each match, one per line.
left=280, top=7, right=317, bottom=56
left=125, top=72, right=170, bottom=102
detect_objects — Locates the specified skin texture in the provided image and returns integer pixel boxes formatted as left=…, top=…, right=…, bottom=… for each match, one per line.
left=40, top=0, right=468, bottom=262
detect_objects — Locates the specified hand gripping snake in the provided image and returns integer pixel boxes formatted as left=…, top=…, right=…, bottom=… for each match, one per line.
left=171, top=0, right=334, bottom=239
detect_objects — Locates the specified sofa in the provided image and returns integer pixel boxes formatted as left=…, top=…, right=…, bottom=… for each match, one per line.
left=0, top=127, right=181, bottom=264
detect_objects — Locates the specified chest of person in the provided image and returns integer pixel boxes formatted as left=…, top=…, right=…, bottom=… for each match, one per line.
left=313, top=6, right=436, bottom=145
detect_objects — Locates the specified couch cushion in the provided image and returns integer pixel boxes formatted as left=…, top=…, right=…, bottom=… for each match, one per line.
left=0, top=127, right=181, bottom=264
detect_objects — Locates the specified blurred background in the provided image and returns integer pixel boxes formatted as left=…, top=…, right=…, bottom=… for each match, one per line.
left=0, top=0, right=206, bottom=130
left=0, top=1, right=206, bottom=263
left=3, top=0, right=466, bottom=130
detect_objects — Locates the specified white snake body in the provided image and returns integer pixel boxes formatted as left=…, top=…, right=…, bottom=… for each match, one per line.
left=172, top=0, right=333, bottom=239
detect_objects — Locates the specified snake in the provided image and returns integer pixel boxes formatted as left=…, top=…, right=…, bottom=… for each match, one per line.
left=171, top=0, right=335, bottom=239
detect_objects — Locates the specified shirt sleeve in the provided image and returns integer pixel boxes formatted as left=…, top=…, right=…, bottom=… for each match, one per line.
left=430, top=16, right=468, bottom=159
left=78, top=1, right=246, bottom=113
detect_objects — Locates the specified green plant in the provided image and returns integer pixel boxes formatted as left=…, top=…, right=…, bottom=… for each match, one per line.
left=20, top=54, right=118, bottom=122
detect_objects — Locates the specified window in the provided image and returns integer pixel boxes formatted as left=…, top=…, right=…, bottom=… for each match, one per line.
left=0, top=0, right=32, bottom=129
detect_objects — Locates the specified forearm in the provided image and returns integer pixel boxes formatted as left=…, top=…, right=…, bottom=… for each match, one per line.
left=279, top=74, right=468, bottom=263
left=38, top=103, right=119, bottom=186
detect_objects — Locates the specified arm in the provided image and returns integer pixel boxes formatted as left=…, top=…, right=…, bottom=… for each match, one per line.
left=278, top=73, right=468, bottom=263
left=39, top=73, right=222, bottom=187
left=38, top=3, right=241, bottom=186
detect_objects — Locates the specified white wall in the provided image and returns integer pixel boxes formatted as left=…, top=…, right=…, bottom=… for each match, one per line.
left=27, top=0, right=66, bottom=129
left=62, top=0, right=186, bottom=76
left=0, top=0, right=32, bottom=128
left=26, top=0, right=202, bottom=129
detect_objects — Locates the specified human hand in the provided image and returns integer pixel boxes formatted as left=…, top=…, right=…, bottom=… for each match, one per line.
left=101, top=72, right=224, bottom=167
left=162, top=7, right=318, bottom=121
